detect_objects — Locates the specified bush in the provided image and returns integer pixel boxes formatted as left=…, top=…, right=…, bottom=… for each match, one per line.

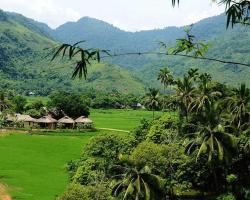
left=72, top=158, right=106, bottom=185
left=25, top=109, right=41, bottom=118
left=146, top=114, right=178, bottom=144
left=216, top=193, right=236, bottom=200
left=58, top=184, right=113, bottom=200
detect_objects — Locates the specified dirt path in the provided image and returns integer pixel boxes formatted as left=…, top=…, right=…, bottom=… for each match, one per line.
left=0, top=184, right=12, bottom=200
left=98, top=128, right=130, bottom=133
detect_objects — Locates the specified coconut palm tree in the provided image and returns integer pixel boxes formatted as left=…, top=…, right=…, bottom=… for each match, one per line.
left=157, top=67, right=174, bottom=94
left=145, top=88, right=160, bottom=119
left=227, top=83, right=250, bottom=133
left=112, top=165, right=164, bottom=200
left=187, top=68, right=199, bottom=81
left=174, top=75, right=196, bottom=121
left=191, top=73, right=221, bottom=113
left=186, top=102, right=238, bottom=163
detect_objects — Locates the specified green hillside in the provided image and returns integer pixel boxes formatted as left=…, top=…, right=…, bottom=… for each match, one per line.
left=52, top=14, right=250, bottom=86
left=0, top=10, right=145, bottom=95
left=0, top=9, right=249, bottom=94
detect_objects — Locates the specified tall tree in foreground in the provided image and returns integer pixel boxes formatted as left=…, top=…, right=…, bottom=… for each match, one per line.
left=112, top=164, right=164, bottom=200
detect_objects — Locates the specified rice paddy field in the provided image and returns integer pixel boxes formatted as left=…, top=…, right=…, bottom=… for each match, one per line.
left=90, top=109, right=162, bottom=130
left=0, top=109, right=164, bottom=200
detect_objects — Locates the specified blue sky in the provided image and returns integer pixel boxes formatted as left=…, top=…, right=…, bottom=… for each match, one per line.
left=0, top=0, right=224, bottom=31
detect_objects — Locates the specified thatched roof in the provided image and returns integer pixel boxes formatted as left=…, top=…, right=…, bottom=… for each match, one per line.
left=16, top=114, right=36, bottom=122
left=6, top=114, right=36, bottom=122
left=58, top=116, right=75, bottom=124
left=75, top=116, right=93, bottom=124
left=37, top=115, right=57, bottom=123
left=6, top=114, right=16, bottom=122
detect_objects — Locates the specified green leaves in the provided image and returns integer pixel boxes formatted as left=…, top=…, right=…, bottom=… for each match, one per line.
left=112, top=164, right=165, bottom=200
left=51, top=42, right=110, bottom=79
left=171, top=0, right=250, bottom=28
left=168, top=26, right=209, bottom=57
left=224, top=0, right=250, bottom=28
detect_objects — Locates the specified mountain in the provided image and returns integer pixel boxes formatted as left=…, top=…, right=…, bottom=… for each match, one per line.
left=51, top=14, right=250, bottom=86
left=0, top=9, right=249, bottom=96
left=0, top=10, right=145, bottom=95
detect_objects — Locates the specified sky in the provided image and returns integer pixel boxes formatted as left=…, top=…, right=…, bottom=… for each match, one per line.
left=0, top=0, right=225, bottom=31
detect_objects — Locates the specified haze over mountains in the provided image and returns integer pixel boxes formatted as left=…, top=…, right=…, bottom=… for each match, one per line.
left=0, top=9, right=249, bottom=95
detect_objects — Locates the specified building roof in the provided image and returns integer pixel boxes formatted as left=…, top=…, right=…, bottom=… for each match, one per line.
left=58, top=116, right=75, bottom=124
left=16, top=114, right=36, bottom=122
left=6, top=114, right=36, bottom=122
left=6, top=114, right=16, bottom=122
left=36, top=115, right=57, bottom=123
left=75, top=116, right=93, bottom=124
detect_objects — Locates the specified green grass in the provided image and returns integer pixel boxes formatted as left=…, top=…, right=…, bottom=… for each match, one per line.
left=0, top=131, right=101, bottom=200
left=90, top=109, right=163, bottom=130
left=26, top=96, right=49, bottom=104
left=0, top=109, right=164, bottom=200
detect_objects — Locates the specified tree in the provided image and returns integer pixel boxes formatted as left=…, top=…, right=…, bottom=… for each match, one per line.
left=186, top=102, right=238, bottom=163
left=0, top=92, right=9, bottom=112
left=174, top=75, right=196, bottom=121
left=11, top=95, right=27, bottom=113
left=112, top=164, right=164, bottom=200
left=157, top=67, right=174, bottom=94
left=145, top=88, right=160, bottom=119
left=192, top=73, right=221, bottom=113
left=227, top=84, right=250, bottom=133
left=48, top=92, right=90, bottom=118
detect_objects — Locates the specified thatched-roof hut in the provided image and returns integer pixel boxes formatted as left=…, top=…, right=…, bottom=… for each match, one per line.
left=36, top=115, right=57, bottom=129
left=6, top=114, right=36, bottom=128
left=75, top=116, right=93, bottom=129
left=58, top=116, right=75, bottom=129
left=16, top=114, right=36, bottom=122
left=75, top=116, right=93, bottom=124
left=6, top=114, right=16, bottom=122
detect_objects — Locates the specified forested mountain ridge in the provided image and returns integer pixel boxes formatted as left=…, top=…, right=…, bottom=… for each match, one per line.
left=50, top=14, right=250, bottom=86
left=0, top=10, right=145, bottom=95
left=0, top=9, right=249, bottom=95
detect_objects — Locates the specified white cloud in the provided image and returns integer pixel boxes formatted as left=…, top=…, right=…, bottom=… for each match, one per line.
left=0, top=0, right=224, bottom=31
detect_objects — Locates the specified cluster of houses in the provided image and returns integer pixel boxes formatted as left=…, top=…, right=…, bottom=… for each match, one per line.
left=6, top=114, right=93, bottom=129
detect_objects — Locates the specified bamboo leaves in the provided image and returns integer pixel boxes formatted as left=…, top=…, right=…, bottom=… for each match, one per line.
left=51, top=41, right=110, bottom=79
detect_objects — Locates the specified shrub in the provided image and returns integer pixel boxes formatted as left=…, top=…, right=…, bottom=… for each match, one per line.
left=58, top=184, right=113, bottom=200
left=216, top=193, right=236, bottom=200
left=146, top=114, right=178, bottom=144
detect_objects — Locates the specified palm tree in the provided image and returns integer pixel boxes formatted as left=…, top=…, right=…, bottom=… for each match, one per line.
left=186, top=102, right=238, bottom=163
left=191, top=73, right=221, bottom=113
left=112, top=165, right=164, bottom=200
left=175, top=75, right=196, bottom=121
left=187, top=68, right=199, bottom=81
left=145, top=88, right=160, bottom=119
left=227, top=84, right=250, bottom=133
left=157, top=67, right=174, bottom=94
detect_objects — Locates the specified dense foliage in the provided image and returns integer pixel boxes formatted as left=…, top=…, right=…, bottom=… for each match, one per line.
left=58, top=69, right=250, bottom=200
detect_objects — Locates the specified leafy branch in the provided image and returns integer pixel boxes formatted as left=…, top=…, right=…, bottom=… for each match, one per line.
left=171, top=0, right=250, bottom=28
left=51, top=41, right=110, bottom=79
